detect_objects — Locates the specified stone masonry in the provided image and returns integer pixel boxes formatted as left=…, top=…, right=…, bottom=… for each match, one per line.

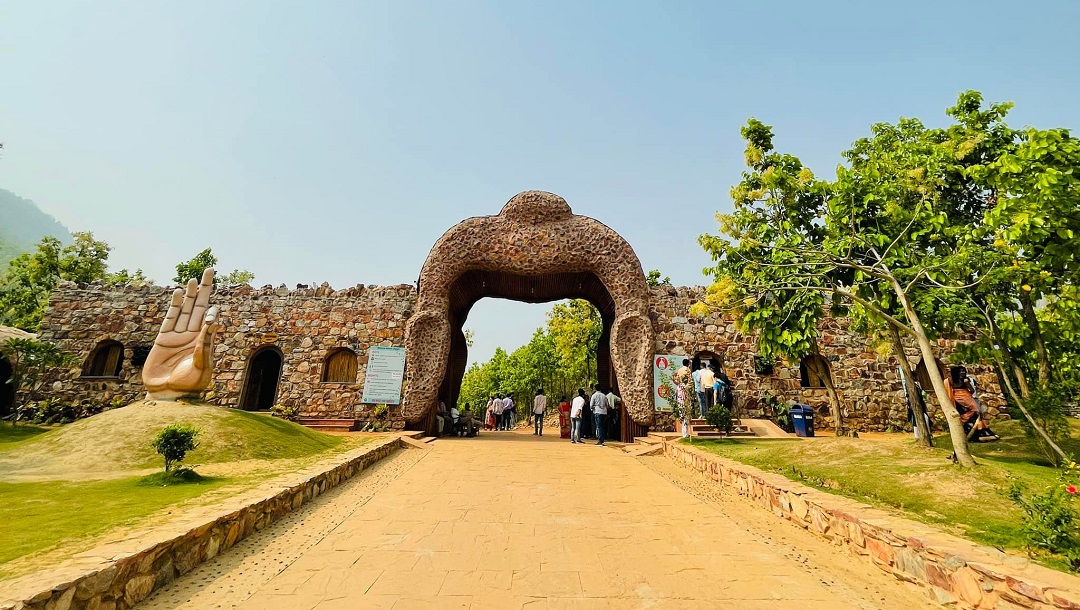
left=650, top=285, right=1006, bottom=431
left=37, top=282, right=415, bottom=426
left=35, top=281, right=1004, bottom=434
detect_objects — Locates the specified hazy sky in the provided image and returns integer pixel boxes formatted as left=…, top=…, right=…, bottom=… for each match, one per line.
left=2, top=1, right=1078, bottom=364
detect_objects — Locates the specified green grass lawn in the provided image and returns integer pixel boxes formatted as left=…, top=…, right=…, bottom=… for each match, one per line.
left=688, top=419, right=1080, bottom=564
left=0, top=475, right=227, bottom=573
left=0, top=403, right=375, bottom=578
left=0, top=424, right=50, bottom=445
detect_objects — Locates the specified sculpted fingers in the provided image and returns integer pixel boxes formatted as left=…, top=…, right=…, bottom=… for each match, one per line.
left=174, top=278, right=199, bottom=331
left=189, top=269, right=215, bottom=331
left=161, top=288, right=184, bottom=333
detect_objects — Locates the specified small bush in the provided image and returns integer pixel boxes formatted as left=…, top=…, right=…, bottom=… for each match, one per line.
left=1008, top=477, right=1080, bottom=571
left=137, top=467, right=207, bottom=486
left=706, top=404, right=733, bottom=435
left=151, top=424, right=200, bottom=472
left=270, top=403, right=300, bottom=421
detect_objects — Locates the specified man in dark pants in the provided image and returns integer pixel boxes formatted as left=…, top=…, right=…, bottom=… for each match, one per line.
left=590, top=384, right=610, bottom=446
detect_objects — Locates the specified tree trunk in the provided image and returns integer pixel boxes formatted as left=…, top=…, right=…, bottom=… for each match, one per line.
left=887, top=276, right=975, bottom=466
left=1019, top=290, right=1051, bottom=390
left=992, top=360, right=1069, bottom=465
left=888, top=323, right=932, bottom=448
left=809, top=351, right=845, bottom=435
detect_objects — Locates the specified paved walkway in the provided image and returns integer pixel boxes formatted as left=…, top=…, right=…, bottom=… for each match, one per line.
left=140, top=431, right=929, bottom=609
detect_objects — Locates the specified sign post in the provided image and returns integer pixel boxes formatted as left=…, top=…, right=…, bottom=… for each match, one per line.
left=652, top=354, right=680, bottom=412
left=361, top=346, right=407, bottom=405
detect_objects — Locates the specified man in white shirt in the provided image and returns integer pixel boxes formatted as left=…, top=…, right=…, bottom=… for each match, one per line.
left=532, top=389, right=548, bottom=436
left=590, top=384, right=610, bottom=446
left=699, top=365, right=716, bottom=418
left=569, top=389, right=586, bottom=443
left=502, top=395, right=514, bottom=430
left=492, top=395, right=505, bottom=430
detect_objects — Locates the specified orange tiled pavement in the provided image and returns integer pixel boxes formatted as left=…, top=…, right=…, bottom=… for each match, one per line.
left=140, top=431, right=927, bottom=609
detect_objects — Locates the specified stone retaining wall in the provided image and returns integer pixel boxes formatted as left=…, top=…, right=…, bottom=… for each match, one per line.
left=0, top=437, right=406, bottom=610
left=663, top=441, right=1080, bottom=609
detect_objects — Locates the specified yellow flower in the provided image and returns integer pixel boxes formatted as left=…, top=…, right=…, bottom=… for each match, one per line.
left=1022, top=284, right=1032, bottom=292
left=993, top=239, right=1006, bottom=248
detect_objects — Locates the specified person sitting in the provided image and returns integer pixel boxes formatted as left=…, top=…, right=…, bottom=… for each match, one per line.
left=459, top=407, right=478, bottom=437
left=947, top=366, right=998, bottom=442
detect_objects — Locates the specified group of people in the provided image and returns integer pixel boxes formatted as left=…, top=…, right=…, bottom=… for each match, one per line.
left=914, top=365, right=999, bottom=442
left=435, top=400, right=480, bottom=437
left=565, top=385, right=621, bottom=445
left=672, top=359, right=735, bottom=437
left=483, top=394, right=518, bottom=431
left=477, top=386, right=622, bottom=445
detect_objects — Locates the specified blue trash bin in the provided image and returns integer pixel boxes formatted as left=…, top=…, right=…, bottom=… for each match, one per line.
left=791, top=404, right=815, bottom=437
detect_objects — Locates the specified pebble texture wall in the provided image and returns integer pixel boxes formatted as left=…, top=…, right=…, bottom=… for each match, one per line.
left=402, top=191, right=656, bottom=426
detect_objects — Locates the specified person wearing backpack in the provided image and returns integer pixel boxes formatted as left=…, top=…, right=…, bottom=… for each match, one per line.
left=713, top=366, right=734, bottom=412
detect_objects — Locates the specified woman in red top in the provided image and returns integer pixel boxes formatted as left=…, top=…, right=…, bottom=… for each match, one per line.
left=946, top=366, right=998, bottom=442
left=557, top=396, right=571, bottom=439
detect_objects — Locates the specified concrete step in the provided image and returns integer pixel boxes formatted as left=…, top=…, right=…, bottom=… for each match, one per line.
left=420, top=436, right=437, bottom=444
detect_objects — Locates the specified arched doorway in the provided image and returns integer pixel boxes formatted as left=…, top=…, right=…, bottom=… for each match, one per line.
left=240, top=347, right=283, bottom=411
left=0, top=357, right=13, bottom=419
left=403, top=191, right=655, bottom=441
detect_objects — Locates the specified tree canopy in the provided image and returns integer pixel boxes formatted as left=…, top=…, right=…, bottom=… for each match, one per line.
left=698, top=91, right=1080, bottom=466
left=173, top=248, right=254, bottom=286
left=457, top=299, right=602, bottom=411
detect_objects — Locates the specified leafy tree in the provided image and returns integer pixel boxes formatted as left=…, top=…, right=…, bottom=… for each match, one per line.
left=173, top=248, right=217, bottom=284
left=547, top=299, right=602, bottom=390
left=0, top=337, right=76, bottom=425
left=697, top=118, right=850, bottom=435
left=646, top=269, right=671, bottom=287
left=173, top=248, right=254, bottom=286
left=151, top=424, right=200, bottom=472
left=0, top=232, right=114, bottom=331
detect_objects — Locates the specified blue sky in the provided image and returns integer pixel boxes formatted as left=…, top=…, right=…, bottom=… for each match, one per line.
left=2, top=1, right=1078, bottom=364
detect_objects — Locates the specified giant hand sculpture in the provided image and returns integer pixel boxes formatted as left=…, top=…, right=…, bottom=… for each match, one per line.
left=142, top=268, right=222, bottom=400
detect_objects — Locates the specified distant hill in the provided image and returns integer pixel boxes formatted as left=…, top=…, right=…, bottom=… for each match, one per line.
left=0, top=188, right=71, bottom=269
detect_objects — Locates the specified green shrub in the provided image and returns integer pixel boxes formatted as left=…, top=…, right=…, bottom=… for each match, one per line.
left=706, top=404, right=733, bottom=435
left=1008, top=477, right=1080, bottom=571
left=151, top=424, right=200, bottom=472
left=270, top=403, right=300, bottom=421
left=137, top=468, right=207, bottom=486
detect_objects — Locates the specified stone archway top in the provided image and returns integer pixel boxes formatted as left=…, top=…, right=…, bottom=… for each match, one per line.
left=403, top=190, right=657, bottom=426
left=416, top=191, right=650, bottom=314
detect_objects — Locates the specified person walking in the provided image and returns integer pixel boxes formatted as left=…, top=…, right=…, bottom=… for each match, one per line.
left=590, top=384, right=610, bottom=446
left=532, top=389, right=547, bottom=436
left=485, top=398, right=495, bottom=431
left=699, top=364, right=716, bottom=418
left=692, top=362, right=707, bottom=419
left=502, top=394, right=514, bottom=430
left=558, top=396, right=571, bottom=439
left=492, top=395, right=505, bottom=430
left=605, top=388, right=621, bottom=441
left=570, top=388, right=586, bottom=443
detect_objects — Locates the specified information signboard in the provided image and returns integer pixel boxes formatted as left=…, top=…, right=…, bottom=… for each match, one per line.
left=361, top=346, right=407, bottom=405
left=652, top=354, right=680, bottom=412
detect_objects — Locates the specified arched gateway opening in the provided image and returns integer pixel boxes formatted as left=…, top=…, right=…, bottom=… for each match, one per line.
left=403, top=191, right=655, bottom=441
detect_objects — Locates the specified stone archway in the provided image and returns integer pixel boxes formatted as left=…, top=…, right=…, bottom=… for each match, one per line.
left=402, top=191, right=655, bottom=437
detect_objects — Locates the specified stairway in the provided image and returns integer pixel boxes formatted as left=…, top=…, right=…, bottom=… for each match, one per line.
left=687, top=419, right=755, bottom=438
left=297, top=418, right=360, bottom=432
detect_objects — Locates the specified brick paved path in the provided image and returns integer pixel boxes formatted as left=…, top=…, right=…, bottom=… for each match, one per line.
left=140, top=431, right=928, bottom=609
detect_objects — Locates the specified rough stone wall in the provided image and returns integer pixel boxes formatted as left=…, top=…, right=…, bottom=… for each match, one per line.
left=648, top=285, right=1007, bottom=431
left=664, top=442, right=1080, bottom=609
left=37, top=281, right=416, bottom=422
